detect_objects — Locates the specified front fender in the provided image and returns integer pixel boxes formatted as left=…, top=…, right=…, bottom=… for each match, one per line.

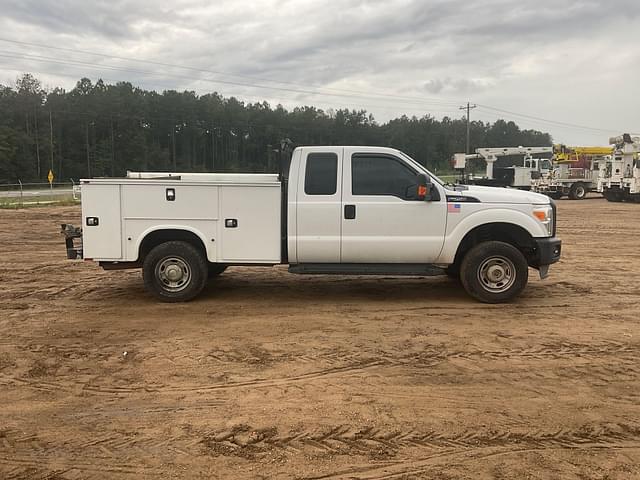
left=436, top=207, right=547, bottom=264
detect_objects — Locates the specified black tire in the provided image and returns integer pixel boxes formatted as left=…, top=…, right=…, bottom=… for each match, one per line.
left=460, top=241, right=528, bottom=304
left=569, top=182, right=587, bottom=200
left=208, top=264, right=227, bottom=278
left=604, top=190, right=623, bottom=202
left=143, top=241, right=208, bottom=302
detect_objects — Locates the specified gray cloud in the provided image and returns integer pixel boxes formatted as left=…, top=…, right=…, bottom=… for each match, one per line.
left=0, top=0, right=638, bottom=143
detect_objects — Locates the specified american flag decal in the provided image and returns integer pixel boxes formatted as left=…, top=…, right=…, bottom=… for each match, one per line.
left=447, top=203, right=461, bottom=213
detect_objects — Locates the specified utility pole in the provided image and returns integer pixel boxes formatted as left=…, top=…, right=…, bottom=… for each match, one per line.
left=85, top=122, right=91, bottom=177
left=171, top=123, right=176, bottom=171
left=459, top=102, right=477, bottom=154
left=48, top=110, right=54, bottom=175
left=34, top=107, right=41, bottom=178
left=110, top=117, right=116, bottom=177
left=211, top=124, right=215, bottom=172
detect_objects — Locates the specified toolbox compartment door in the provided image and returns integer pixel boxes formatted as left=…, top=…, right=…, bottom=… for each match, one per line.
left=81, top=183, right=122, bottom=260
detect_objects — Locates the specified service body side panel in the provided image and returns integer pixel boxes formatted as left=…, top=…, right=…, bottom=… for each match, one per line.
left=219, top=185, right=281, bottom=263
left=121, top=183, right=219, bottom=262
left=81, top=183, right=123, bottom=260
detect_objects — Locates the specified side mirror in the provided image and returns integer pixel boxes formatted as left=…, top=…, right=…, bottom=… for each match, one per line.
left=417, top=173, right=432, bottom=201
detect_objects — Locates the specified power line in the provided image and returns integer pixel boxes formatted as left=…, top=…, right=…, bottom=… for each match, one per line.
left=0, top=52, right=464, bottom=117
left=2, top=40, right=625, bottom=138
left=476, top=104, right=619, bottom=134
left=0, top=38, right=461, bottom=107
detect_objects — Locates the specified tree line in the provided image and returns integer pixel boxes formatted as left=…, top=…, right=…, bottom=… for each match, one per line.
left=0, top=74, right=552, bottom=183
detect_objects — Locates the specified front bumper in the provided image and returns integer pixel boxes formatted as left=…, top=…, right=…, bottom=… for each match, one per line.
left=531, top=236, right=561, bottom=279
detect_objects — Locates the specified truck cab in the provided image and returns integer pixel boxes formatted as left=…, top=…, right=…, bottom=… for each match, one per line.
left=63, top=146, right=562, bottom=304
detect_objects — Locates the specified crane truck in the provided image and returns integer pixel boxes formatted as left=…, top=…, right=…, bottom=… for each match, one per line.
left=453, top=146, right=553, bottom=189
left=61, top=146, right=561, bottom=304
left=598, top=134, right=640, bottom=202
left=532, top=145, right=613, bottom=200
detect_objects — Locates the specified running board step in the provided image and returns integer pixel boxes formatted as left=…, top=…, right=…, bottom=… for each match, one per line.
left=288, top=263, right=445, bottom=276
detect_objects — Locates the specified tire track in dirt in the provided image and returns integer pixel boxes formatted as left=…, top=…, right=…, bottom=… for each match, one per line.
left=4, top=422, right=639, bottom=478
left=2, top=340, right=638, bottom=396
left=198, top=422, right=640, bottom=459
left=302, top=424, right=640, bottom=479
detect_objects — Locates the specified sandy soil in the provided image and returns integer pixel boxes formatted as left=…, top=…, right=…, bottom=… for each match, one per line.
left=1, top=198, right=640, bottom=479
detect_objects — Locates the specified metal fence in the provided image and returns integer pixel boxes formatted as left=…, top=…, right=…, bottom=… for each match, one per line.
left=0, top=180, right=81, bottom=207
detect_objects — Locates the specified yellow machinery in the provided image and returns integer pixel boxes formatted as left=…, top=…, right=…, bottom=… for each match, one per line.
left=553, top=145, right=614, bottom=163
left=533, top=145, right=613, bottom=199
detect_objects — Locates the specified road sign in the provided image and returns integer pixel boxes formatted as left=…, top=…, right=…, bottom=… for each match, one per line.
left=48, top=170, right=54, bottom=184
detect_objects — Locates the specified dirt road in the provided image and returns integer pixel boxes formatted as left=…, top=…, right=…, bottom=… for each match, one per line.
left=1, top=199, right=639, bottom=479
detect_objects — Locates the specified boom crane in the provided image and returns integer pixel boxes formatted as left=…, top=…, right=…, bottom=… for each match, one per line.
left=598, top=134, right=640, bottom=202
left=453, top=146, right=553, bottom=189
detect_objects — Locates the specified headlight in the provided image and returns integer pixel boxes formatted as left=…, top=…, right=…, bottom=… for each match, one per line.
left=533, top=206, right=553, bottom=236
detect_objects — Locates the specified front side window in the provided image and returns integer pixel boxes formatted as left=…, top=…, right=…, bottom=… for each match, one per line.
left=304, top=153, right=338, bottom=195
left=352, top=155, right=419, bottom=200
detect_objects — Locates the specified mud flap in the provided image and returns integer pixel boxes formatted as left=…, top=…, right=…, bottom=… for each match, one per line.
left=538, top=265, right=549, bottom=279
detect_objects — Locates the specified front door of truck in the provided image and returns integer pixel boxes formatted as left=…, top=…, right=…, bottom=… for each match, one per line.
left=295, top=147, right=343, bottom=262
left=341, top=149, right=447, bottom=263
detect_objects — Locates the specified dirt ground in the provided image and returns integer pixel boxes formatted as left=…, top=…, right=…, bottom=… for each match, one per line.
left=1, top=198, right=639, bottom=479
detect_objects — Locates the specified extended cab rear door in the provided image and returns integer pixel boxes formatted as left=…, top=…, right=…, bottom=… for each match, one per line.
left=341, top=148, right=447, bottom=263
left=294, top=147, right=343, bottom=262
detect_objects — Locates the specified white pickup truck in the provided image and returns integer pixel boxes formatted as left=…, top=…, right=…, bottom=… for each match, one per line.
left=62, top=146, right=561, bottom=303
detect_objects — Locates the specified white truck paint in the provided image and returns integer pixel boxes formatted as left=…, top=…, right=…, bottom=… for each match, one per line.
left=63, top=146, right=562, bottom=303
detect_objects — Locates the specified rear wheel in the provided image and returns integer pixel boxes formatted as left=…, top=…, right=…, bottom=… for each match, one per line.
left=143, top=241, right=208, bottom=302
left=460, top=241, right=528, bottom=303
left=569, top=182, right=587, bottom=200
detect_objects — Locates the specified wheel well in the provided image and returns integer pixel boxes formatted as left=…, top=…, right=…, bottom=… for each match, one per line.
left=453, top=223, right=536, bottom=267
left=138, top=229, right=207, bottom=262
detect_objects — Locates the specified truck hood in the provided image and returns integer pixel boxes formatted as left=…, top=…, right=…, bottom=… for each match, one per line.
left=446, top=185, right=551, bottom=204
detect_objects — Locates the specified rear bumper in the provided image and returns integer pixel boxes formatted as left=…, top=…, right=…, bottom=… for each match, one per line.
left=532, top=237, right=561, bottom=267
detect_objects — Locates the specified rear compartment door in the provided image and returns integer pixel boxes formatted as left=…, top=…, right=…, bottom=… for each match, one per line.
left=81, top=183, right=122, bottom=260
left=295, top=148, right=343, bottom=262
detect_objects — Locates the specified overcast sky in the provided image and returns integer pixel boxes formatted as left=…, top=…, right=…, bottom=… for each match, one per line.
left=1, top=0, right=638, bottom=144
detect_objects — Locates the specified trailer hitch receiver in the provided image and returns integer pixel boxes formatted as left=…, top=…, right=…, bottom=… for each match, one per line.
left=60, top=224, right=83, bottom=259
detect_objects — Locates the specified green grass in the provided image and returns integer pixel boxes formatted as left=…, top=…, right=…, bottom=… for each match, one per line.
left=0, top=194, right=80, bottom=209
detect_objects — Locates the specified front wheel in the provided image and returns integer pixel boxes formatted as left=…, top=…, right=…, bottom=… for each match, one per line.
left=460, top=241, right=529, bottom=303
left=143, top=241, right=208, bottom=302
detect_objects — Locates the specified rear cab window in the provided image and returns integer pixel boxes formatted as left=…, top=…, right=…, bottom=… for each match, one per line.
left=305, top=153, right=338, bottom=195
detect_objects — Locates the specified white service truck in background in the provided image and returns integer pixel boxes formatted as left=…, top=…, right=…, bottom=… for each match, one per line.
left=62, top=146, right=561, bottom=303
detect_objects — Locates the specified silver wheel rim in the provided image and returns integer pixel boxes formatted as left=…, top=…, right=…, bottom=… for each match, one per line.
left=576, top=186, right=585, bottom=197
left=477, top=256, right=516, bottom=293
left=156, top=256, right=191, bottom=292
